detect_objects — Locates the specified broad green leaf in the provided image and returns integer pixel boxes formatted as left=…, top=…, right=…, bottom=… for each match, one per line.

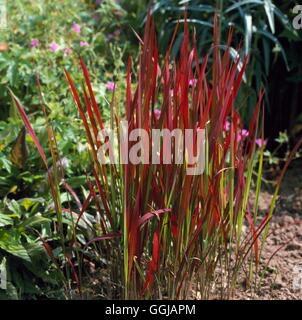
left=60, top=192, right=71, bottom=204
left=0, top=230, right=31, bottom=262
left=0, top=213, right=14, bottom=227
left=0, top=157, right=12, bottom=173
left=7, top=200, right=21, bottom=217
left=19, top=215, right=50, bottom=229
left=19, top=197, right=45, bottom=211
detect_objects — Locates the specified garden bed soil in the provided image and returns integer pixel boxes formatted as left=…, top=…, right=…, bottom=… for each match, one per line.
left=234, top=160, right=302, bottom=300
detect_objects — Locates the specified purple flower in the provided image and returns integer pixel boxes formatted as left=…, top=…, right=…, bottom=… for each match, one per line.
left=105, top=81, right=116, bottom=91
left=189, top=78, right=198, bottom=87
left=49, top=42, right=60, bottom=52
left=30, top=38, right=40, bottom=48
left=80, top=41, right=89, bottom=47
left=154, top=109, right=161, bottom=120
left=255, top=138, right=267, bottom=148
left=72, top=22, right=81, bottom=34
left=64, top=47, right=72, bottom=56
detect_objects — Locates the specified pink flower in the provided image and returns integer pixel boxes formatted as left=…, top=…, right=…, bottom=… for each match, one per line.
left=189, top=78, right=198, bottom=87
left=49, top=42, right=60, bottom=52
left=64, top=47, right=72, bottom=56
left=241, top=129, right=249, bottom=138
left=30, top=38, right=40, bottom=48
left=80, top=41, right=89, bottom=47
left=255, top=138, right=267, bottom=148
left=72, top=22, right=81, bottom=34
left=154, top=109, right=161, bottom=120
left=105, top=81, right=116, bottom=91
left=224, top=120, right=231, bottom=131
left=237, top=129, right=249, bottom=142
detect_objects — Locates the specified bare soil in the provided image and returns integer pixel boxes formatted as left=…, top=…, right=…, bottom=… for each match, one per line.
left=234, top=160, right=302, bottom=300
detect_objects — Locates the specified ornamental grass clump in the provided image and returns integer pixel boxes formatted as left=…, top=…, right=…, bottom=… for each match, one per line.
left=11, top=11, right=302, bottom=300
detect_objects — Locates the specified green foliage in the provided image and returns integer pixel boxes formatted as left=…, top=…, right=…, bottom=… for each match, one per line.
left=16, top=11, right=299, bottom=299
left=0, top=0, right=128, bottom=120
left=0, top=1, right=134, bottom=298
left=0, top=197, right=63, bottom=299
left=263, top=131, right=301, bottom=166
left=145, top=0, right=301, bottom=124
left=0, top=113, right=91, bottom=199
left=0, top=0, right=301, bottom=300
left=0, top=86, right=99, bottom=300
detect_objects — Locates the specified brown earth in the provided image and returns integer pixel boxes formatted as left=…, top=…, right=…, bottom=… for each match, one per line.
left=234, top=160, right=302, bottom=300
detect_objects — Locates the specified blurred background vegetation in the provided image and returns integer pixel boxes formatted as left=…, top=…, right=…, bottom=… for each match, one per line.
left=0, top=0, right=301, bottom=298
left=123, top=0, right=302, bottom=148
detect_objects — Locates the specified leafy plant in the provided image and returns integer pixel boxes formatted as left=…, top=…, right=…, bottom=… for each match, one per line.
left=0, top=0, right=127, bottom=121
left=144, top=0, right=300, bottom=125
left=0, top=197, right=64, bottom=299
left=10, top=10, right=302, bottom=300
